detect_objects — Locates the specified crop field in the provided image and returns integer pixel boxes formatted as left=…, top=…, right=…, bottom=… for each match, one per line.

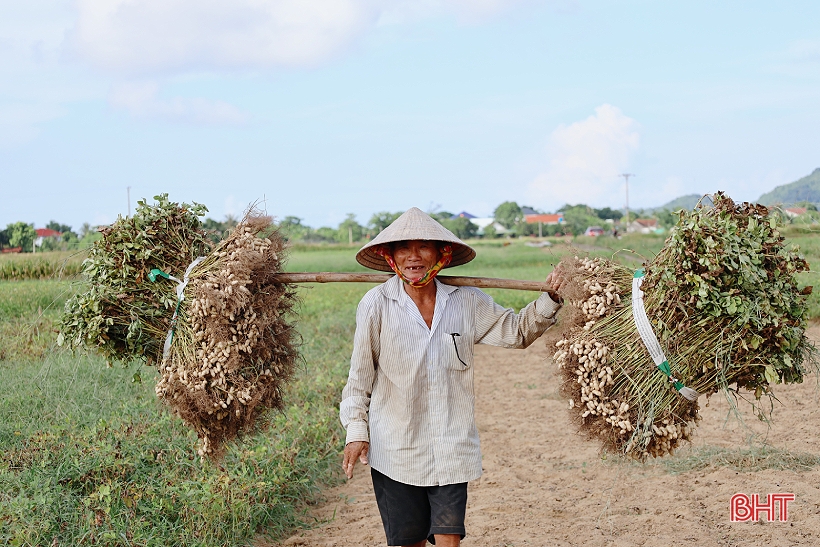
left=0, top=251, right=86, bottom=282
left=1, top=232, right=819, bottom=546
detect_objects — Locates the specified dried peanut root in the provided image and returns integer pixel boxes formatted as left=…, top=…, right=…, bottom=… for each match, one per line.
left=552, top=255, right=697, bottom=460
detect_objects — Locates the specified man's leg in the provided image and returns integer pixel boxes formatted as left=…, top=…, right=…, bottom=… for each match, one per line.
left=426, top=483, right=467, bottom=545
left=403, top=535, right=458, bottom=547
left=431, top=534, right=460, bottom=546
left=371, top=468, right=431, bottom=546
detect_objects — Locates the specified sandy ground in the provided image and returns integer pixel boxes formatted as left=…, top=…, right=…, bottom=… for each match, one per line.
left=270, top=327, right=820, bottom=547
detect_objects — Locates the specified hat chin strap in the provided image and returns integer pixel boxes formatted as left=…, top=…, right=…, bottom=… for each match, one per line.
left=375, top=245, right=453, bottom=288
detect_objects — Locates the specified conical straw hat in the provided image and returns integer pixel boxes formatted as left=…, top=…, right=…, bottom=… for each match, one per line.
left=357, top=207, right=476, bottom=272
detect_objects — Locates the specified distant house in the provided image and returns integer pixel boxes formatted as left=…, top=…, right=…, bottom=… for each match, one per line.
left=627, top=219, right=658, bottom=234
left=784, top=207, right=807, bottom=218
left=451, top=211, right=476, bottom=219
left=36, top=228, right=62, bottom=238
left=470, top=217, right=510, bottom=236
left=34, top=228, right=62, bottom=250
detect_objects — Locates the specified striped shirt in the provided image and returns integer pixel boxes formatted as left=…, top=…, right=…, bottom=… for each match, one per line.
left=340, top=275, right=560, bottom=487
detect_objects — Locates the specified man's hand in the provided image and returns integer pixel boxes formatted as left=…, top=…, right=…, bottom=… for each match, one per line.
left=545, top=266, right=568, bottom=301
left=342, top=441, right=369, bottom=479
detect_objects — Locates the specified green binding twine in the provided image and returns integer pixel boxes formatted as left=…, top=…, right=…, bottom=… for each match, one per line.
left=148, top=257, right=205, bottom=361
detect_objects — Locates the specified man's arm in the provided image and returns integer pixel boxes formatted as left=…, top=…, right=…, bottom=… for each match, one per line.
left=339, top=295, right=380, bottom=477
left=474, top=268, right=566, bottom=348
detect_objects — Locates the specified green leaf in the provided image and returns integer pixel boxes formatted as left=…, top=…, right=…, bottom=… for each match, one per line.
left=764, top=365, right=779, bottom=385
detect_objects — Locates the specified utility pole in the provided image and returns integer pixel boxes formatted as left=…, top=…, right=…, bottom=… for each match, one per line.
left=127, top=186, right=132, bottom=217
left=620, top=174, right=635, bottom=230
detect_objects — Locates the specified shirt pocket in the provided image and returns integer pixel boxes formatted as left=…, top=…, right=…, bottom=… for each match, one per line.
left=442, top=329, right=474, bottom=370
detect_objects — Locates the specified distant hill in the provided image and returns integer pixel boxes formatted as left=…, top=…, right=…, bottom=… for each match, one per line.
left=652, top=194, right=712, bottom=212
left=758, top=168, right=820, bottom=206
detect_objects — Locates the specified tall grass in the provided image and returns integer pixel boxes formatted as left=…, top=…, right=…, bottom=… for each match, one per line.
left=0, top=251, right=86, bottom=281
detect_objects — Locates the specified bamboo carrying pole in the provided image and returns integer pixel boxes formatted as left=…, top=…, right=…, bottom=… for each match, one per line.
left=273, top=272, right=561, bottom=303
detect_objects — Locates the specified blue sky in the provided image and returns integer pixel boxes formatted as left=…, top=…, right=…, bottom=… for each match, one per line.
left=1, top=0, right=819, bottom=230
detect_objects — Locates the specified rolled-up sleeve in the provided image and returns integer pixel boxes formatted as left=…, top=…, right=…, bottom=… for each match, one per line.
left=474, top=290, right=561, bottom=349
left=340, top=294, right=381, bottom=444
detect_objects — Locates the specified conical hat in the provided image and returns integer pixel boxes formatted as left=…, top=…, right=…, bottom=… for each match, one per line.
left=357, top=207, right=476, bottom=272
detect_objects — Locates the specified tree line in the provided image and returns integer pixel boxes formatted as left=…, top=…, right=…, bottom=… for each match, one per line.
left=12, top=197, right=799, bottom=253
left=279, top=202, right=630, bottom=243
left=0, top=221, right=103, bottom=253
left=277, top=211, right=480, bottom=244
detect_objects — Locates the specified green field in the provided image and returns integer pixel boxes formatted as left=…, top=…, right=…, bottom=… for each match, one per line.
left=1, top=232, right=818, bottom=545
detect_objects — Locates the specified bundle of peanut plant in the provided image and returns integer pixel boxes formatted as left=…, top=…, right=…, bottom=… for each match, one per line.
left=552, top=193, right=815, bottom=459
left=59, top=195, right=299, bottom=457
left=155, top=215, right=298, bottom=457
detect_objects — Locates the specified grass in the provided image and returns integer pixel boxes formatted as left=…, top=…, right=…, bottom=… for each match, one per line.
left=1, top=232, right=819, bottom=545
left=0, top=280, right=365, bottom=546
left=660, top=444, right=820, bottom=474
left=607, top=442, right=820, bottom=474
left=784, top=228, right=820, bottom=318
left=0, top=280, right=73, bottom=361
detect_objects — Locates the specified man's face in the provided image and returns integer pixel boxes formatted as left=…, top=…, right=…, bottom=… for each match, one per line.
left=392, top=240, right=441, bottom=282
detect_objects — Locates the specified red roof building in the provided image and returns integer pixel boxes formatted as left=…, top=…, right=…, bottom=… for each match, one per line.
left=784, top=207, right=807, bottom=218
left=524, top=214, right=564, bottom=225
left=35, top=228, right=62, bottom=238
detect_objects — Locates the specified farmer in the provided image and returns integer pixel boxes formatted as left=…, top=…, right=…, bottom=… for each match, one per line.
left=340, top=207, right=565, bottom=547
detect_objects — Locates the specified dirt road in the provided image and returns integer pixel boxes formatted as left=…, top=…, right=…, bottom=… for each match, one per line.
left=274, top=329, right=820, bottom=546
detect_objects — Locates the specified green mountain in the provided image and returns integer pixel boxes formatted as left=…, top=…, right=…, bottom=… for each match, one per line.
left=758, top=168, right=820, bottom=206
left=653, top=194, right=712, bottom=212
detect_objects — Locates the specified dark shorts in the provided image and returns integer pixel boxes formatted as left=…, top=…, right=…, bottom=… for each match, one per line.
left=371, top=467, right=467, bottom=546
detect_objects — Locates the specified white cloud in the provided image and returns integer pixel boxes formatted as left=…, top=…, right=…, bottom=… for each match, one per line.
left=71, top=0, right=384, bottom=74
left=69, top=0, right=548, bottom=75
left=1, top=0, right=551, bottom=135
left=528, top=104, right=640, bottom=209
left=108, top=81, right=248, bottom=125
